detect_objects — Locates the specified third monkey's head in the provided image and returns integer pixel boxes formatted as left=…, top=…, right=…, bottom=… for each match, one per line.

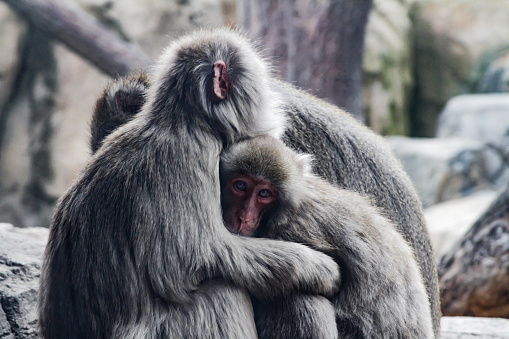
left=220, top=136, right=313, bottom=236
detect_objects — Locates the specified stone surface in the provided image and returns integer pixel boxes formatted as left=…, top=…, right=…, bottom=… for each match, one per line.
left=436, top=94, right=509, bottom=185
left=362, top=0, right=415, bottom=135
left=0, top=223, right=47, bottom=339
left=437, top=94, right=509, bottom=146
left=386, top=136, right=489, bottom=207
left=425, top=190, right=498, bottom=258
left=411, top=0, right=509, bottom=137
left=440, top=317, right=509, bottom=338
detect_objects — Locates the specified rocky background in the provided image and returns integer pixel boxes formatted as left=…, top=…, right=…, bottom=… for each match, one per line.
left=1, top=0, right=509, bottom=337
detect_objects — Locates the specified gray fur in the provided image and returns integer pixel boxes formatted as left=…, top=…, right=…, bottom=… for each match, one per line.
left=253, top=295, right=338, bottom=339
left=38, top=29, right=340, bottom=338
left=221, top=136, right=434, bottom=339
left=87, top=32, right=440, bottom=337
left=277, top=81, right=440, bottom=336
left=90, top=72, right=149, bottom=153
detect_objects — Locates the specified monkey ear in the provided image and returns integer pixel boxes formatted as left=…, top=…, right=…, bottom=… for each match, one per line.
left=296, top=154, right=314, bottom=176
left=114, top=90, right=145, bottom=117
left=212, top=60, right=231, bottom=101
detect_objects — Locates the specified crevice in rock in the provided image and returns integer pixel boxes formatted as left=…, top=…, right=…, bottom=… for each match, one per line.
left=0, top=296, right=16, bottom=338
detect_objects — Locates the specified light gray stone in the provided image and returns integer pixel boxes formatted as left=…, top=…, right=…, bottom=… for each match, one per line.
left=386, top=136, right=489, bottom=207
left=424, top=190, right=497, bottom=258
left=440, top=317, right=509, bottom=338
left=437, top=94, right=509, bottom=145
left=436, top=94, right=509, bottom=184
left=0, top=223, right=47, bottom=339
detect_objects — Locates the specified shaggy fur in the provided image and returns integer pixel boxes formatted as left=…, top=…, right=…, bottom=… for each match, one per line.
left=38, top=29, right=340, bottom=339
left=86, top=31, right=440, bottom=338
left=221, top=136, right=434, bottom=339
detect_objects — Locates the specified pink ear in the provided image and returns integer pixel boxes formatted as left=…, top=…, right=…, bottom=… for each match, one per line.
left=213, top=60, right=230, bottom=100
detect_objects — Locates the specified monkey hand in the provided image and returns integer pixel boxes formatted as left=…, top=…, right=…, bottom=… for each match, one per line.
left=289, top=244, right=341, bottom=298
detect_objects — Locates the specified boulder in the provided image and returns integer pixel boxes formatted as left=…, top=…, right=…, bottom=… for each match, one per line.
left=411, top=0, right=509, bottom=137
left=424, top=190, right=497, bottom=258
left=437, top=94, right=509, bottom=146
left=0, top=223, right=47, bottom=339
left=386, top=136, right=489, bottom=207
left=440, top=317, right=509, bottom=338
left=436, top=94, right=509, bottom=185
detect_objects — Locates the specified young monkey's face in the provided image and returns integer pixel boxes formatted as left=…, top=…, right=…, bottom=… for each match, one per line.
left=223, top=175, right=277, bottom=236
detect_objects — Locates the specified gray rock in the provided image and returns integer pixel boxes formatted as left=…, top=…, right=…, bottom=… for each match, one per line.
left=440, top=317, right=509, bottom=338
left=0, top=223, right=47, bottom=339
left=437, top=94, right=509, bottom=145
left=436, top=94, right=509, bottom=184
left=386, top=136, right=489, bottom=207
left=424, top=190, right=497, bottom=258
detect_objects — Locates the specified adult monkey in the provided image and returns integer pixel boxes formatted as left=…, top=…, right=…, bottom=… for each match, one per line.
left=39, top=29, right=341, bottom=338
left=220, top=136, right=433, bottom=339
left=89, top=54, right=440, bottom=337
left=90, top=92, right=434, bottom=338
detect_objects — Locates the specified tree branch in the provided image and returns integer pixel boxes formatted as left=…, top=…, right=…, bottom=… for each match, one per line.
left=1, top=0, right=153, bottom=77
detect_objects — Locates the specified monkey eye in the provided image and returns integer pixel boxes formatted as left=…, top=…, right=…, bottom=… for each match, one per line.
left=234, top=180, right=247, bottom=191
left=258, top=189, right=273, bottom=198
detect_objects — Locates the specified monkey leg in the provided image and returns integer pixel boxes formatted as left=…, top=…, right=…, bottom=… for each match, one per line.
left=158, top=280, right=257, bottom=339
left=253, top=294, right=338, bottom=339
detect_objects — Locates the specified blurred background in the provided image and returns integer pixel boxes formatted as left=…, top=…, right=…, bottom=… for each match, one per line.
left=1, top=0, right=509, bottom=330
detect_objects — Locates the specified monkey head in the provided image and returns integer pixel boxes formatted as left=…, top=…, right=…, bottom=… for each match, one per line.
left=221, top=171, right=277, bottom=236
left=148, top=29, right=286, bottom=144
left=220, top=136, right=313, bottom=236
left=90, top=72, right=149, bottom=153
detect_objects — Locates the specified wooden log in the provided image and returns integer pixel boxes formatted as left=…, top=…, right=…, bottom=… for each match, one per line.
left=1, top=0, right=152, bottom=77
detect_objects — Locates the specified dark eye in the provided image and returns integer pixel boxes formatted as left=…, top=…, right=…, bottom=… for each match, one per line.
left=258, top=189, right=272, bottom=198
left=234, top=180, right=247, bottom=191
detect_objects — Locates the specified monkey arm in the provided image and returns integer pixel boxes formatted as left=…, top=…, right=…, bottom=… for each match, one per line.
left=210, top=234, right=341, bottom=300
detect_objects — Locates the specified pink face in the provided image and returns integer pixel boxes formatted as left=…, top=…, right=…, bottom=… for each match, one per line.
left=224, top=176, right=277, bottom=236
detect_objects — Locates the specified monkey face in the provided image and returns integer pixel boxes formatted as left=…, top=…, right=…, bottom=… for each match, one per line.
left=223, top=175, right=277, bottom=236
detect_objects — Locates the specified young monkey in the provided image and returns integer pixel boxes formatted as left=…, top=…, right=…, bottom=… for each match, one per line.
left=220, top=135, right=434, bottom=339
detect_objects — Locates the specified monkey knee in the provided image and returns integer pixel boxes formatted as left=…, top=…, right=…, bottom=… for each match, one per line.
left=254, top=295, right=337, bottom=339
left=292, top=295, right=337, bottom=339
left=188, top=281, right=257, bottom=337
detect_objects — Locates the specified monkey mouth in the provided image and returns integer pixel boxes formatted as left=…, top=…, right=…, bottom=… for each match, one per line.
left=236, top=217, right=258, bottom=237
left=226, top=217, right=256, bottom=237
